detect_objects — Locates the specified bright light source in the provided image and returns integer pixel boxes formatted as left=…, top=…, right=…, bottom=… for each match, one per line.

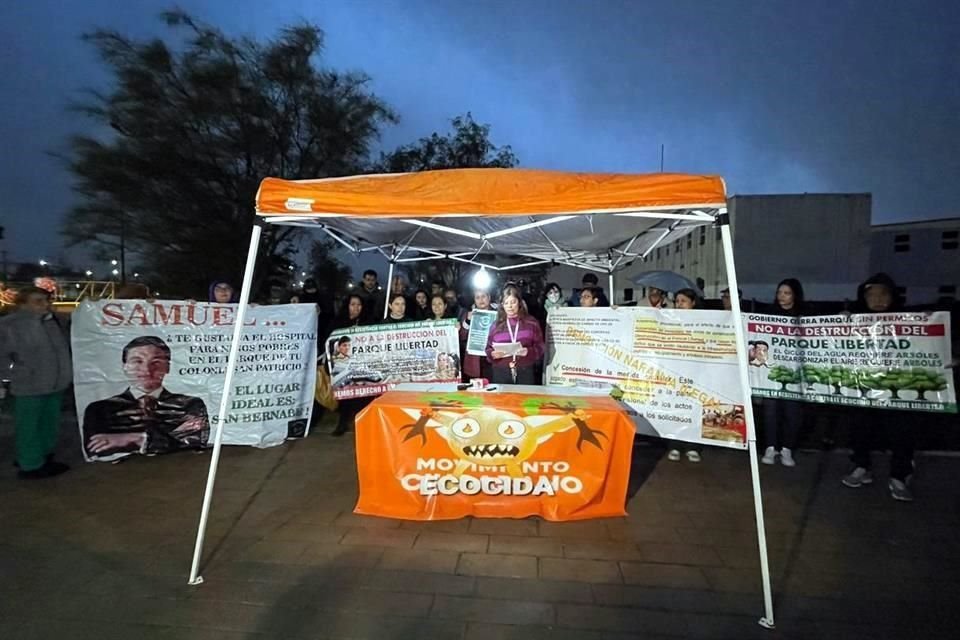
left=377, top=285, right=382, bottom=290
left=347, top=282, right=354, bottom=289
left=75, top=283, right=80, bottom=289
left=111, top=259, right=118, bottom=266
left=288, top=265, right=294, bottom=271
left=111, top=269, right=119, bottom=276
left=298, top=281, right=304, bottom=287
left=85, top=270, right=93, bottom=277
left=472, top=267, right=492, bottom=290
left=133, top=273, right=139, bottom=278
left=301, top=271, right=306, bottom=277
left=39, top=259, right=48, bottom=266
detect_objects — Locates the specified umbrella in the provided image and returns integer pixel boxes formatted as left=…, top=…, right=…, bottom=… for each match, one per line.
left=630, top=270, right=702, bottom=296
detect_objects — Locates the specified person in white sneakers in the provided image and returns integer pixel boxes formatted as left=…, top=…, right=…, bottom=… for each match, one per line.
left=667, top=288, right=703, bottom=464
left=840, top=274, right=915, bottom=501
left=760, top=279, right=806, bottom=468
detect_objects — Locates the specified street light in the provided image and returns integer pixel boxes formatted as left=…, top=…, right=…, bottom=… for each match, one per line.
left=111, top=259, right=118, bottom=266
left=111, top=269, right=119, bottom=276
left=85, top=270, right=93, bottom=277
left=39, top=259, right=48, bottom=267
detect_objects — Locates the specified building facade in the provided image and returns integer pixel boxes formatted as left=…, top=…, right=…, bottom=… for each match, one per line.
left=870, top=218, right=959, bottom=304
left=550, top=193, right=873, bottom=304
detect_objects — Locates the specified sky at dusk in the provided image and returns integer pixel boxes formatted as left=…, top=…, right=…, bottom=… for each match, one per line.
left=1, top=0, right=958, bottom=271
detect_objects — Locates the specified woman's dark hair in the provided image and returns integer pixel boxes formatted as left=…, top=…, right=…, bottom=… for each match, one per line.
left=388, top=292, right=407, bottom=306
left=495, top=283, right=529, bottom=326
left=544, top=282, right=563, bottom=298
left=855, top=272, right=901, bottom=313
left=774, top=278, right=805, bottom=314
left=337, top=294, right=364, bottom=320
left=675, top=288, right=700, bottom=308
left=414, top=289, right=429, bottom=305
left=430, top=294, right=447, bottom=317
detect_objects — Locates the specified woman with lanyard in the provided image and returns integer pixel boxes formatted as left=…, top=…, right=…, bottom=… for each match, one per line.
left=485, top=283, right=545, bottom=385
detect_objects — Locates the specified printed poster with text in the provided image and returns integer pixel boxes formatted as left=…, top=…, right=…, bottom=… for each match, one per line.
left=326, top=319, right=461, bottom=400
left=545, top=307, right=748, bottom=449
left=72, top=300, right=318, bottom=462
left=745, top=312, right=956, bottom=413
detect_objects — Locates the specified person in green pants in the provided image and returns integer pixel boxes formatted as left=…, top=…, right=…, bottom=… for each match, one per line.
left=0, top=286, right=72, bottom=478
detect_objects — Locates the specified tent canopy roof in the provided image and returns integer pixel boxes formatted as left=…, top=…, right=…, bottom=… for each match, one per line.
left=256, top=169, right=726, bottom=218
left=254, top=168, right=727, bottom=273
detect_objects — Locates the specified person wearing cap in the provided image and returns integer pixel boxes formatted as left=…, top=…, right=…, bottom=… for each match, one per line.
left=841, top=273, right=916, bottom=501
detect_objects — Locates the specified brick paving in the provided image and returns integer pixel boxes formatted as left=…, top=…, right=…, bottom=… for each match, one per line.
left=1, top=411, right=959, bottom=640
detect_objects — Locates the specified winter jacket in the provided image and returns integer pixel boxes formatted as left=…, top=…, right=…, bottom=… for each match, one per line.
left=0, top=310, right=72, bottom=396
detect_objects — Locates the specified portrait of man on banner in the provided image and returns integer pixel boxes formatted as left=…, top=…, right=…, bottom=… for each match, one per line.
left=82, top=336, right=210, bottom=459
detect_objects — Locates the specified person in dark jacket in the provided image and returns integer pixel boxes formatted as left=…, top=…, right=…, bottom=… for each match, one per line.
left=382, top=293, right=414, bottom=324
left=329, top=294, right=374, bottom=436
left=209, top=280, right=237, bottom=303
left=0, top=287, right=73, bottom=478
left=760, top=278, right=806, bottom=468
left=840, top=273, right=917, bottom=501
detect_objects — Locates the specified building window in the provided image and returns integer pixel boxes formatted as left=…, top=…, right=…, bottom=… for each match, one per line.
left=666, top=247, right=670, bottom=256
left=675, top=239, right=681, bottom=252
left=624, top=287, right=634, bottom=301
left=699, top=226, right=706, bottom=246
left=894, top=233, right=910, bottom=253
left=715, top=227, right=722, bottom=241
left=656, top=247, right=661, bottom=260
left=943, top=230, right=958, bottom=250
left=687, top=235, right=692, bottom=249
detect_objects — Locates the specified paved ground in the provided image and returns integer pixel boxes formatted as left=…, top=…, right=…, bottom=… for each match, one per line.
left=1, top=410, right=958, bottom=640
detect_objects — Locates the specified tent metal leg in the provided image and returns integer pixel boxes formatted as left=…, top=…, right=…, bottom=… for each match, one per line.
left=608, top=271, right=615, bottom=305
left=188, top=223, right=264, bottom=586
left=719, top=220, right=775, bottom=629
left=384, top=261, right=395, bottom=320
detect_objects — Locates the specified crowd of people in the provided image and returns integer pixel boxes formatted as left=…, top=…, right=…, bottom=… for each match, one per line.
left=0, top=266, right=955, bottom=505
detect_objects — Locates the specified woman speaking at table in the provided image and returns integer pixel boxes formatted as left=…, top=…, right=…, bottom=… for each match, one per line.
left=485, top=283, right=545, bottom=385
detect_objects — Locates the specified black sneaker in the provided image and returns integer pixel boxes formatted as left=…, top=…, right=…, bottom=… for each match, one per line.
left=18, top=460, right=70, bottom=480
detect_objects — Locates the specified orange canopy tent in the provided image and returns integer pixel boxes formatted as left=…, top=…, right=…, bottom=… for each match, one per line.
left=253, top=169, right=727, bottom=277
left=189, top=168, right=776, bottom=629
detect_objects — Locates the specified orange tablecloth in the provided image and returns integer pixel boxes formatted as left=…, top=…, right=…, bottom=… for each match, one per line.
left=354, top=389, right=636, bottom=521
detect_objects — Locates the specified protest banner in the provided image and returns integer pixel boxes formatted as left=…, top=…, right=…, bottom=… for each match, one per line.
left=325, top=319, right=461, bottom=400
left=72, top=300, right=318, bottom=462
left=354, top=390, right=636, bottom=520
left=545, top=307, right=748, bottom=449
left=465, top=309, right=497, bottom=356
left=745, top=312, right=956, bottom=413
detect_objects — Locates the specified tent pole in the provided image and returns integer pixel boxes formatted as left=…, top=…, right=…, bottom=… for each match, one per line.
left=608, top=271, right=615, bottom=305
left=188, top=222, right=264, bottom=586
left=719, top=215, right=775, bottom=629
left=384, top=260, right=395, bottom=320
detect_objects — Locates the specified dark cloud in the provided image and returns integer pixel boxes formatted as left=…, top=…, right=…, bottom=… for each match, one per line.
left=1, top=0, right=957, bottom=265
